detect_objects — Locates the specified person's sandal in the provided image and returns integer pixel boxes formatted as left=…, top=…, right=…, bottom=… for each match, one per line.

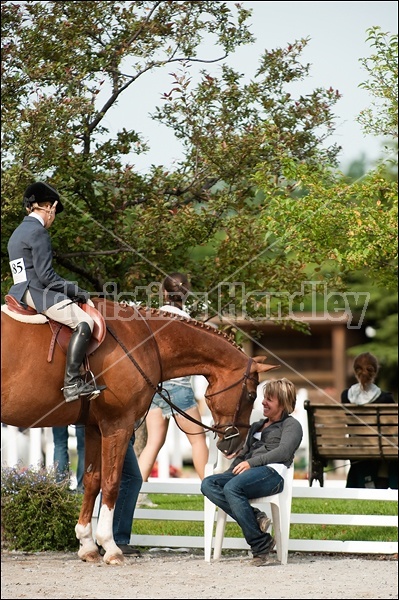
left=137, top=492, right=158, bottom=508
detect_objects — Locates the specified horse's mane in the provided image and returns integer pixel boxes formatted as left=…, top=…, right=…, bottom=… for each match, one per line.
left=132, top=304, right=244, bottom=353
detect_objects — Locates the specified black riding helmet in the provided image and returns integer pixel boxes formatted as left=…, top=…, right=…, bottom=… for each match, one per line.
left=23, top=181, right=64, bottom=214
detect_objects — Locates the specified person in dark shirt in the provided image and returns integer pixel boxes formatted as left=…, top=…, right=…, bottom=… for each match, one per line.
left=341, top=352, right=397, bottom=489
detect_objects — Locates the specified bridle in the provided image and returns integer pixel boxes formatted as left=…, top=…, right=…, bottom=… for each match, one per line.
left=203, top=357, right=257, bottom=440
left=105, top=308, right=257, bottom=441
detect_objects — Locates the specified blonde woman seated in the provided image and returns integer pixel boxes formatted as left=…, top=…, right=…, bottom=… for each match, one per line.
left=201, top=378, right=303, bottom=566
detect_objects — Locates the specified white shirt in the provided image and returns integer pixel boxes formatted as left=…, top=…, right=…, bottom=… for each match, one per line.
left=29, top=213, right=45, bottom=226
left=348, top=383, right=382, bottom=405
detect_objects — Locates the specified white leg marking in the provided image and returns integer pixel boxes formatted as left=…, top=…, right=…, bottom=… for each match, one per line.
left=75, top=522, right=98, bottom=559
left=96, top=504, right=122, bottom=563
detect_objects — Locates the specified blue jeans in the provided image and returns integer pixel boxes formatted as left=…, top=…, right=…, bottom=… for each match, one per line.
left=151, top=381, right=196, bottom=418
left=201, top=466, right=284, bottom=555
left=113, top=433, right=143, bottom=544
left=53, top=425, right=85, bottom=492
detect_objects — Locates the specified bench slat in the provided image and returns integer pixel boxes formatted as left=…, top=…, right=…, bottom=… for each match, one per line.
left=314, top=414, right=397, bottom=425
left=315, top=448, right=398, bottom=459
left=315, top=434, right=398, bottom=445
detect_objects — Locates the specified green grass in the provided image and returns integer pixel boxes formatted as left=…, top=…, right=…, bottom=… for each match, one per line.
left=133, top=494, right=398, bottom=542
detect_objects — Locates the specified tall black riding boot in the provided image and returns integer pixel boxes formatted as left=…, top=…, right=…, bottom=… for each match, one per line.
left=62, top=322, right=104, bottom=403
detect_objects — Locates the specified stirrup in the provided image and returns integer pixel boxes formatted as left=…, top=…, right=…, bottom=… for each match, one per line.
left=62, top=379, right=105, bottom=403
left=62, top=383, right=91, bottom=403
left=79, top=386, right=101, bottom=399
left=83, top=370, right=106, bottom=398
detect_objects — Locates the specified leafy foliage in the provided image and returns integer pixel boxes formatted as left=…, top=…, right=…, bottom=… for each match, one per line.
left=1, top=1, right=343, bottom=317
left=1, top=3, right=397, bottom=370
left=1, top=465, right=82, bottom=552
left=358, top=27, right=398, bottom=140
left=252, top=162, right=397, bottom=291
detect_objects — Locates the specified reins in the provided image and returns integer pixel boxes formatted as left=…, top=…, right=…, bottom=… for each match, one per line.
left=105, top=304, right=164, bottom=396
left=105, top=308, right=253, bottom=437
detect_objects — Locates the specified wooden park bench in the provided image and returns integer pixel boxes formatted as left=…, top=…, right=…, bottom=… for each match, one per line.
left=304, top=401, right=398, bottom=486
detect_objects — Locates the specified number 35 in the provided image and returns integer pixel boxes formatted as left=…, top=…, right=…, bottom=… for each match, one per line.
left=12, top=260, right=24, bottom=274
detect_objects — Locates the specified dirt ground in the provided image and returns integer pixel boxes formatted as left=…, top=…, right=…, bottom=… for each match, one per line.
left=1, top=548, right=397, bottom=600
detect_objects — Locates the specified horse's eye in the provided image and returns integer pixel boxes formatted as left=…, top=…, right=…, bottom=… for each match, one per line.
left=248, top=392, right=256, bottom=403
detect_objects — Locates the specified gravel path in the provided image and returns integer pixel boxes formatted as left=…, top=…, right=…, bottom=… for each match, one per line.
left=1, top=548, right=397, bottom=599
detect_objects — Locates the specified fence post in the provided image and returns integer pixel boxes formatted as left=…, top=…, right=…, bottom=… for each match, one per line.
left=29, top=428, right=43, bottom=468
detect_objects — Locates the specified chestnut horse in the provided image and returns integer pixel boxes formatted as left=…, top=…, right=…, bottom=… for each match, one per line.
left=1, top=298, right=277, bottom=565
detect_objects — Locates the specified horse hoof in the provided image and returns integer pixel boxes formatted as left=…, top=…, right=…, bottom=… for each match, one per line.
left=104, top=553, right=124, bottom=566
left=81, top=550, right=101, bottom=563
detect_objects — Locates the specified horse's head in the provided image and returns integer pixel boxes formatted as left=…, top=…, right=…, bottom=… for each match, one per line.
left=205, top=356, right=279, bottom=457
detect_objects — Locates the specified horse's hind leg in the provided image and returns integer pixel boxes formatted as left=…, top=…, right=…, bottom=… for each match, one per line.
left=75, top=426, right=102, bottom=563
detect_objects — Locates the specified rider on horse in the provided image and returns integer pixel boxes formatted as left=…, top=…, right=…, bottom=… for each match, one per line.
left=7, top=181, right=106, bottom=403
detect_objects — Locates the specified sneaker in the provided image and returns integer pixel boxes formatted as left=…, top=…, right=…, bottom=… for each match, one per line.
left=117, top=544, right=142, bottom=557
left=250, top=535, right=275, bottom=566
left=249, top=554, right=269, bottom=567
left=97, top=544, right=141, bottom=557
left=256, top=510, right=271, bottom=533
left=137, top=492, right=158, bottom=508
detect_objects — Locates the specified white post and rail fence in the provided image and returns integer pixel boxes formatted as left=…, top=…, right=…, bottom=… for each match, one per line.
left=2, top=424, right=398, bottom=557
left=127, top=478, right=397, bottom=556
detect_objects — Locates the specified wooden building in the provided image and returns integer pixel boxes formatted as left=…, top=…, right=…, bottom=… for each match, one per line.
left=211, top=313, right=367, bottom=403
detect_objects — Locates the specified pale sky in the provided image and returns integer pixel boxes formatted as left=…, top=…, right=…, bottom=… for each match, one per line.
left=103, top=1, right=398, bottom=173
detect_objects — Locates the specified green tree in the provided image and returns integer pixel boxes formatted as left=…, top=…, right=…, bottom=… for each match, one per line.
left=357, top=27, right=398, bottom=141
left=1, top=3, right=396, bottom=338
left=341, top=27, right=398, bottom=389
left=248, top=28, right=398, bottom=386
left=2, top=0, right=341, bottom=321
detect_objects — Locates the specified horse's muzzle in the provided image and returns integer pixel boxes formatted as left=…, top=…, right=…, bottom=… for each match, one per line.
left=216, top=426, right=243, bottom=456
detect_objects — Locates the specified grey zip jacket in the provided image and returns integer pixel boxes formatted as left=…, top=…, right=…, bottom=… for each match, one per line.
left=230, top=415, right=303, bottom=470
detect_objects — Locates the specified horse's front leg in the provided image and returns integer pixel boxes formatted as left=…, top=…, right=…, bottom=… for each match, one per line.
left=95, top=428, right=132, bottom=565
left=75, top=426, right=102, bottom=563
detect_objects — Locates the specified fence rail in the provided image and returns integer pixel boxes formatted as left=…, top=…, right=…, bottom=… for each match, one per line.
left=92, top=478, right=398, bottom=556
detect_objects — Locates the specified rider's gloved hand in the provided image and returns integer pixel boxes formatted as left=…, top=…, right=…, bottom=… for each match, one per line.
left=72, top=291, right=90, bottom=304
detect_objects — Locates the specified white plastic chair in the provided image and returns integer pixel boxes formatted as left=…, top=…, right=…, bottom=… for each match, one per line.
left=205, top=464, right=294, bottom=565
left=203, top=435, right=232, bottom=562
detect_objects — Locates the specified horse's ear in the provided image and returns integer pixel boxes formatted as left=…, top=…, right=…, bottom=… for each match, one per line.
left=253, top=355, right=268, bottom=363
left=251, top=356, right=280, bottom=373
left=261, top=363, right=280, bottom=372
